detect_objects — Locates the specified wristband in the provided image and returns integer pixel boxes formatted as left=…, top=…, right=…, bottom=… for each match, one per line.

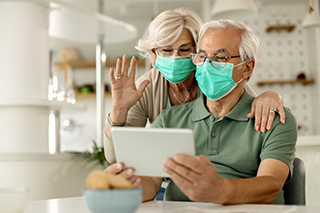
left=107, top=112, right=126, bottom=127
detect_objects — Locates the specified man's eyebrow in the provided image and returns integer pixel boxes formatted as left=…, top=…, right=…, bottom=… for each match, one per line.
left=198, top=48, right=229, bottom=54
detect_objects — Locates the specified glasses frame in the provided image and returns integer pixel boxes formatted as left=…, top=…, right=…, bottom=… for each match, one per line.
left=190, top=53, right=241, bottom=67
left=156, top=45, right=195, bottom=57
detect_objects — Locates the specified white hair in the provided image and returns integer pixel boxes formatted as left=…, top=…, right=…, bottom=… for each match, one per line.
left=198, top=19, right=260, bottom=62
left=135, top=8, right=203, bottom=61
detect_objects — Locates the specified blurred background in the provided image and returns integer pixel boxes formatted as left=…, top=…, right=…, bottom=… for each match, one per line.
left=0, top=0, right=319, bottom=207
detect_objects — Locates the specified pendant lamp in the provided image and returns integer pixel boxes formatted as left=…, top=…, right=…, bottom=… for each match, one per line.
left=211, top=0, right=258, bottom=17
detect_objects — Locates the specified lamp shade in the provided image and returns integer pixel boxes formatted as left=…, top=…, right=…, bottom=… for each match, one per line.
left=302, top=6, right=320, bottom=28
left=211, top=0, right=258, bottom=17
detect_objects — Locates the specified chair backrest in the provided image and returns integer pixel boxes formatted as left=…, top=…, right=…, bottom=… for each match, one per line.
left=282, top=157, right=306, bottom=205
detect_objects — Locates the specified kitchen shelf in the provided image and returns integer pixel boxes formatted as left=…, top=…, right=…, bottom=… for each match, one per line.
left=257, top=79, right=315, bottom=86
left=54, top=59, right=145, bottom=69
left=266, top=24, right=295, bottom=33
left=75, top=92, right=112, bottom=99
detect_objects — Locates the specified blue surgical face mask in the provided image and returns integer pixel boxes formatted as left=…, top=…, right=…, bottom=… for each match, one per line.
left=195, top=60, right=246, bottom=101
left=155, top=53, right=196, bottom=83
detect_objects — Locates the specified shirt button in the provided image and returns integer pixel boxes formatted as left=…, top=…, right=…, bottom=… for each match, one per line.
left=209, top=116, right=215, bottom=121
left=211, top=132, right=217, bottom=138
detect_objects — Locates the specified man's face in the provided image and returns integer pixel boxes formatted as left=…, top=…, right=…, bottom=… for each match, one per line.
left=198, top=28, right=246, bottom=82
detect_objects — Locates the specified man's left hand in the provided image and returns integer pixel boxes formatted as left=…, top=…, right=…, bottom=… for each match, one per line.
left=162, top=154, right=225, bottom=203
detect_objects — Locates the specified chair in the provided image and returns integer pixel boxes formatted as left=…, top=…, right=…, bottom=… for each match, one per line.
left=282, top=157, right=306, bottom=205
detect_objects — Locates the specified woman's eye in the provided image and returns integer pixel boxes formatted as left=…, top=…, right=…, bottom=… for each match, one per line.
left=162, top=49, right=173, bottom=52
left=180, top=48, right=191, bottom=52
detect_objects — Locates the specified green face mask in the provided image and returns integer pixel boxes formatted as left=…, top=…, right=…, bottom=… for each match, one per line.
left=195, top=60, right=245, bottom=101
left=155, top=53, right=196, bottom=83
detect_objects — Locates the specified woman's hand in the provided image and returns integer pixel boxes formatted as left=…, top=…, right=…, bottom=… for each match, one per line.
left=104, top=163, right=141, bottom=187
left=109, top=55, right=150, bottom=114
left=247, top=91, right=286, bottom=132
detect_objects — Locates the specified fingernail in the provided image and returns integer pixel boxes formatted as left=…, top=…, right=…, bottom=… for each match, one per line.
left=116, top=163, right=122, bottom=170
left=173, top=155, right=180, bottom=161
left=162, top=166, right=168, bottom=172
left=255, top=126, right=259, bottom=131
left=135, top=177, right=141, bottom=184
left=165, top=159, right=171, bottom=166
left=127, top=169, right=133, bottom=176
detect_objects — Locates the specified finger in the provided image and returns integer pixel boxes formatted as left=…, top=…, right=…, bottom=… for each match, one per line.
left=137, top=80, right=150, bottom=96
left=276, top=106, right=286, bottom=124
left=247, top=103, right=256, bottom=119
left=109, top=68, right=116, bottom=84
left=118, top=168, right=135, bottom=180
left=266, top=111, right=276, bottom=130
left=121, top=55, right=128, bottom=77
left=196, top=155, right=212, bottom=166
left=128, top=176, right=141, bottom=187
left=163, top=164, right=193, bottom=196
left=128, top=56, right=136, bottom=80
left=163, top=158, right=196, bottom=182
left=104, top=163, right=123, bottom=175
left=254, top=104, right=263, bottom=132
left=173, top=154, right=203, bottom=174
left=260, top=106, right=270, bottom=133
left=115, top=58, right=122, bottom=77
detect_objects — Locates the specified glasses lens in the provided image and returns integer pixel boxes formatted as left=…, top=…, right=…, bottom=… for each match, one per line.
left=191, top=54, right=206, bottom=65
left=157, top=47, right=173, bottom=57
left=209, top=56, right=226, bottom=68
left=178, top=46, right=195, bottom=57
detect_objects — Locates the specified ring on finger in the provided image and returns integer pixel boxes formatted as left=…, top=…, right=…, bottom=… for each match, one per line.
left=115, top=76, right=122, bottom=80
left=270, top=108, right=277, bottom=113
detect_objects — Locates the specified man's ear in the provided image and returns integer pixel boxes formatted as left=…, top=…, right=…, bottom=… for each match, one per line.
left=243, top=59, right=255, bottom=80
left=151, top=48, right=157, bottom=64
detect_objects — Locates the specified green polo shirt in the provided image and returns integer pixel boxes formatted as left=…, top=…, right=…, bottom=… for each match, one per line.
left=152, top=89, right=297, bottom=204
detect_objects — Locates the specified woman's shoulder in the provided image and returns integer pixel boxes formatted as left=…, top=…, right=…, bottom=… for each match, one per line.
left=135, top=67, right=164, bottom=86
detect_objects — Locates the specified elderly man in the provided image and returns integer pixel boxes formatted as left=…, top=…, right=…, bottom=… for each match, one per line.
left=105, top=19, right=297, bottom=204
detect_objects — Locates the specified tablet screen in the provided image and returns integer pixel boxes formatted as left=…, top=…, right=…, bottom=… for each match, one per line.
left=111, top=127, right=196, bottom=177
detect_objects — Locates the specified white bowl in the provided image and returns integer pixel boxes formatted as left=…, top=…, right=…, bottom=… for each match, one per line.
left=0, top=187, right=30, bottom=213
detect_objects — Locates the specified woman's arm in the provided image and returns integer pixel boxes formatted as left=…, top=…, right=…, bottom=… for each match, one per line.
left=104, top=55, right=150, bottom=163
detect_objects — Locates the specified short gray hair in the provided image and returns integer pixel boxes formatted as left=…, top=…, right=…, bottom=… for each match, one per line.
left=198, top=19, right=260, bottom=62
left=136, top=8, right=202, bottom=61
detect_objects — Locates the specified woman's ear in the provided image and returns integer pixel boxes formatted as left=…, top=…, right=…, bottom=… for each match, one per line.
left=243, top=59, right=255, bottom=80
left=151, top=48, right=157, bottom=64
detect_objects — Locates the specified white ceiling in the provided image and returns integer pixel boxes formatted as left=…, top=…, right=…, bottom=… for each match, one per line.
left=50, top=0, right=309, bottom=62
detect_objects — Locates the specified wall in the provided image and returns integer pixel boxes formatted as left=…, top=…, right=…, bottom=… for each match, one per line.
left=56, top=0, right=320, bottom=206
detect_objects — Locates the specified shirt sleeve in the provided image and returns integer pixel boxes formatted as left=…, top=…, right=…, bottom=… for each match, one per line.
left=259, top=108, right=297, bottom=182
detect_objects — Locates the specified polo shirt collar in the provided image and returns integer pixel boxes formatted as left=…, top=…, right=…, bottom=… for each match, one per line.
left=192, top=89, right=254, bottom=122
left=226, top=89, right=254, bottom=121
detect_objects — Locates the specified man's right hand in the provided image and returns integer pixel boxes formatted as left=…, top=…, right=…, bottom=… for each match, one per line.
left=104, top=163, right=141, bottom=187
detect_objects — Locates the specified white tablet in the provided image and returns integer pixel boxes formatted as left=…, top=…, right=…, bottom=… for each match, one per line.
left=111, top=127, right=196, bottom=177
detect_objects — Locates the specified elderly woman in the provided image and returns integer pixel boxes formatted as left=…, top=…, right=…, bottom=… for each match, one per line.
left=104, top=8, right=285, bottom=165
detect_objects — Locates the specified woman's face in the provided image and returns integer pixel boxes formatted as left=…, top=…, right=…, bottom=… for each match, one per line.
left=151, top=29, right=195, bottom=63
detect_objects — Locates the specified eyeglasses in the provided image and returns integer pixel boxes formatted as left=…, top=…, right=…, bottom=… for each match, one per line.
left=190, top=53, right=241, bottom=68
left=156, top=45, right=195, bottom=57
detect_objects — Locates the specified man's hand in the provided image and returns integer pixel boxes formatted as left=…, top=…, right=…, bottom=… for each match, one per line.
left=162, top=154, right=225, bottom=203
left=104, top=163, right=141, bottom=187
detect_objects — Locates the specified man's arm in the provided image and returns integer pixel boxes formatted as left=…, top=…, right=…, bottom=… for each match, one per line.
left=162, top=155, right=289, bottom=204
